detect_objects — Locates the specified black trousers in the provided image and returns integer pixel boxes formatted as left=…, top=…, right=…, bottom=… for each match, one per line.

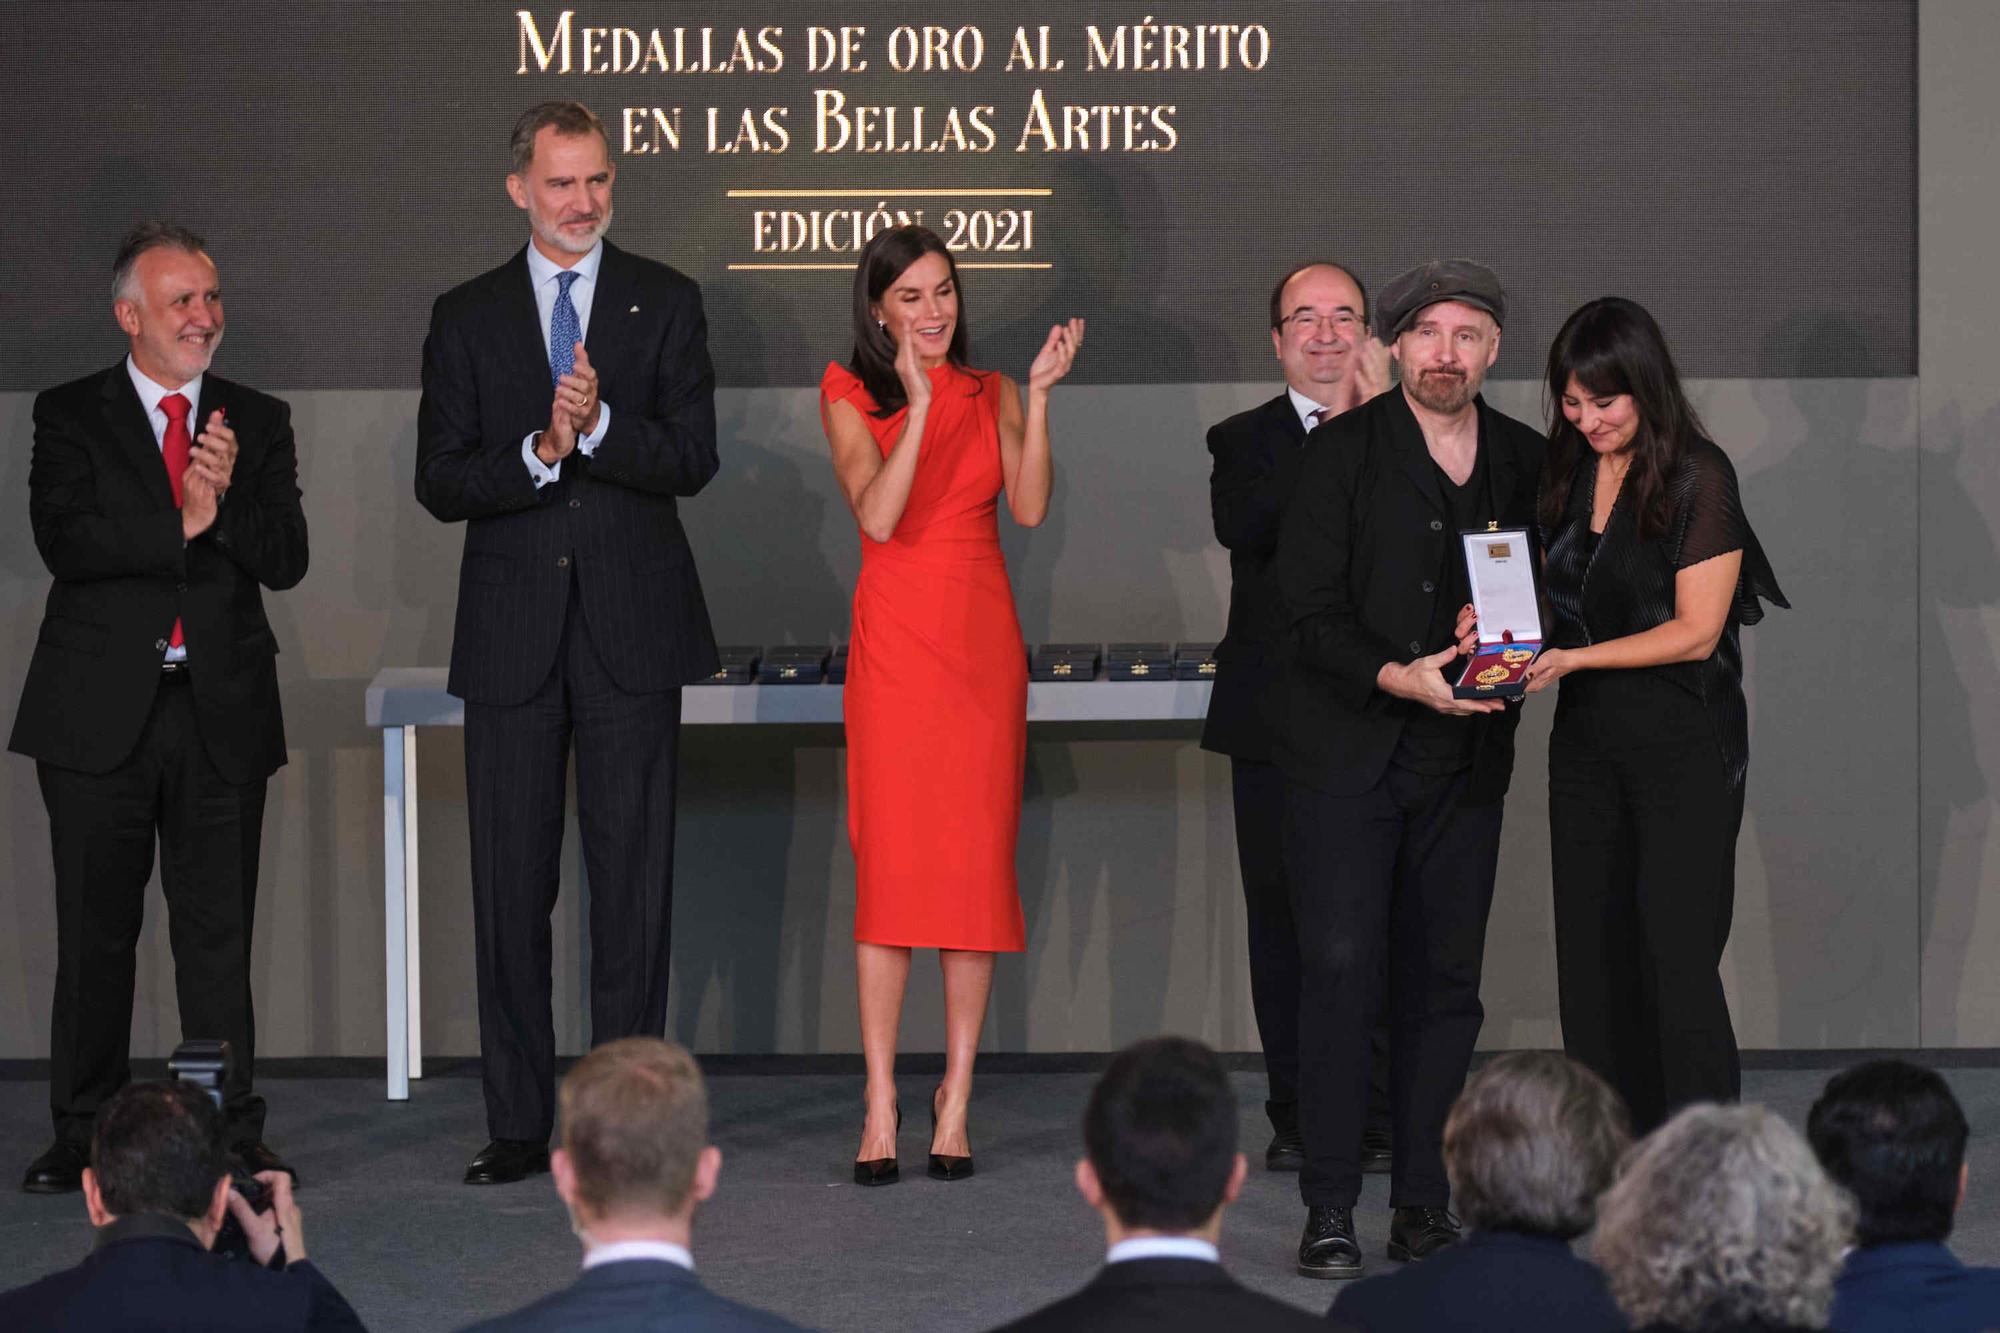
left=464, top=594, right=683, bottom=1142
left=1232, top=759, right=1391, bottom=1134
left=40, top=670, right=269, bottom=1147
left=1286, top=763, right=1502, bottom=1207
left=1550, top=672, right=1743, bottom=1135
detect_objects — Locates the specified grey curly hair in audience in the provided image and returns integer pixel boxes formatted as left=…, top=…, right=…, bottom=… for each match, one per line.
left=1444, top=1051, right=1630, bottom=1239
left=1594, top=1104, right=1855, bottom=1330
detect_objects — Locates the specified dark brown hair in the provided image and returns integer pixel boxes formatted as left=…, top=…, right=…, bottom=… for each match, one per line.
left=847, top=225, right=971, bottom=417
left=1540, top=297, right=1706, bottom=540
left=92, top=1081, right=228, bottom=1220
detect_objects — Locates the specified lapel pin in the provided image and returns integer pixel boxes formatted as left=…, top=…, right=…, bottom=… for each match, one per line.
left=629, top=304, right=640, bottom=313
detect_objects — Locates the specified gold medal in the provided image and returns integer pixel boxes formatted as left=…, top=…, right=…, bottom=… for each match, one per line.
left=1476, top=665, right=1512, bottom=685
left=1501, top=648, right=1533, bottom=665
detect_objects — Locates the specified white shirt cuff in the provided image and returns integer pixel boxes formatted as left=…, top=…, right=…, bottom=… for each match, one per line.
left=578, top=401, right=610, bottom=456
left=523, top=433, right=561, bottom=487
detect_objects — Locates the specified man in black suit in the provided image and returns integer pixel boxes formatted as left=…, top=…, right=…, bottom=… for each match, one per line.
left=417, top=101, right=721, bottom=1185
left=1203, top=261, right=1393, bottom=1174
left=0, top=1081, right=361, bottom=1330
left=988, top=1036, right=1322, bottom=1333
left=459, top=1038, right=801, bottom=1333
left=1273, top=261, right=1544, bottom=1279
left=11, top=222, right=307, bottom=1194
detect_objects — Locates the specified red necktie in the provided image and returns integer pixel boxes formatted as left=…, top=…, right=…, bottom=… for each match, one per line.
left=160, top=392, right=190, bottom=649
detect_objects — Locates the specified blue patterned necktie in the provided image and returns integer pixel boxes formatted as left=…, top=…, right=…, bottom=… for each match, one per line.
left=549, top=270, right=581, bottom=387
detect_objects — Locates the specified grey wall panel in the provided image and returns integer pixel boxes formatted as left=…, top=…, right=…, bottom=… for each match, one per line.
left=1918, top=0, right=2000, bottom=1046
left=0, top=378, right=1921, bottom=1057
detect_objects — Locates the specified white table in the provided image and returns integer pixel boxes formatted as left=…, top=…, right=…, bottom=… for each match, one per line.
left=366, top=665, right=1214, bottom=1099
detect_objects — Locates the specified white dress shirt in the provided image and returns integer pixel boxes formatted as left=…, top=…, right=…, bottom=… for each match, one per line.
left=521, top=239, right=611, bottom=487
left=1288, top=386, right=1334, bottom=434
left=1105, top=1236, right=1220, bottom=1265
left=582, top=1239, right=695, bottom=1272
left=126, top=355, right=202, bottom=663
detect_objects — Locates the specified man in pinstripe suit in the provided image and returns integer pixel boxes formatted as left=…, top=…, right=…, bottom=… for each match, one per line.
left=416, top=101, right=721, bottom=1186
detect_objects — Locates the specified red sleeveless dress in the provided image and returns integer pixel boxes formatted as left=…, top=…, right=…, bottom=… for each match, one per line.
left=821, top=361, right=1028, bottom=952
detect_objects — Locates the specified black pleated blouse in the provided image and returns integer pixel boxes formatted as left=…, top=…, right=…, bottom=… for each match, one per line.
left=1540, top=438, right=1789, bottom=794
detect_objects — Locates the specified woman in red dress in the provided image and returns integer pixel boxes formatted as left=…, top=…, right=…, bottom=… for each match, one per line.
left=820, top=226, right=1082, bottom=1185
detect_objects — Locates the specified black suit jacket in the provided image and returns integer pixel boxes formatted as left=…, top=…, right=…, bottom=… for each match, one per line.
left=1272, top=387, right=1543, bottom=802
left=1325, top=1228, right=1625, bottom=1333
left=416, top=240, right=721, bottom=706
left=9, top=365, right=306, bottom=784
left=458, top=1259, right=805, bottom=1333
left=1202, top=392, right=1309, bottom=763
left=990, top=1258, right=1323, bottom=1333
left=0, top=1215, right=362, bottom=1332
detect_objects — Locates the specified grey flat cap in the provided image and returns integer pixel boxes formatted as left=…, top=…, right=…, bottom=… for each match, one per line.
left=1373, top=259, right=1507, bottom=341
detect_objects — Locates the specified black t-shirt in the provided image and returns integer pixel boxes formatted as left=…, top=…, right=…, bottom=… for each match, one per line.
left=1393, top=444, right=1494, bottom=775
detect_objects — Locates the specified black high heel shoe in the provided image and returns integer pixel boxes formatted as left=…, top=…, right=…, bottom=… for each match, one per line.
left=853, top=1102, right=900, bottom=1186
left=928, top=1084, right=975, bottom=1181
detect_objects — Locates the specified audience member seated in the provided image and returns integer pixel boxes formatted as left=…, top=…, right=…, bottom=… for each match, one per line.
left=1807, top=1058, right=2000, bottom=1333
left=459, top=1037, right=803, bottom=1333
left=1594, top=1103, right=1852, bottom=1333
left=988, top=1035, right=1321, bottom=1332
left=1325, top=1051, right=1628, bottom=1332
left=0, top=1080, right=361, bottom=1331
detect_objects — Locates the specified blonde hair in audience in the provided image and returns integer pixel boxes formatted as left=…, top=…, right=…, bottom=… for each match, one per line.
left=558, top=1038, right=708, bottom=1219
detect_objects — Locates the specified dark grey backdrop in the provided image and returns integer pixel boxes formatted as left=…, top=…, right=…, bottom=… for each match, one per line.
left=3, top=0, right=1911, bottom=388
left=7, top=0, right=1979, bottom=1066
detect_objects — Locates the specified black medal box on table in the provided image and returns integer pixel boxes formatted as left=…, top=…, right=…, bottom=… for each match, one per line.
left=757, top=645, right=830, bottom=685
left=1029, top=643, right=1101, bottom=682
left=1173, top=642, right=1218, bottom=680
left=826, top=644, right=849, bottom=684
left=1451, top=525, right=1543, bottom=699
left=697, top=646, right=761, bottom=685
left=1106, top=642, right=1174, bottom=681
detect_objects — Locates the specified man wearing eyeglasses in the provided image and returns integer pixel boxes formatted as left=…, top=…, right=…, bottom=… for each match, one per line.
left=1201, top=263, right=1390, bottom=1182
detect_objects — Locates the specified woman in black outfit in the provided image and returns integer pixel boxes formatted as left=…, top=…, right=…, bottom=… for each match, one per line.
left=1521, top=297, right=1787, bottom=1134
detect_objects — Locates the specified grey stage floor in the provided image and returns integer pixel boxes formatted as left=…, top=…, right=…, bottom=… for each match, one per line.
left=5, top=1064, right=2000, bottom=1332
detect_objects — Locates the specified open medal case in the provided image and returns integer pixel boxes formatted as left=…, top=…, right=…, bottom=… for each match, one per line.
left=1451, top=525, right=1543, bottom=699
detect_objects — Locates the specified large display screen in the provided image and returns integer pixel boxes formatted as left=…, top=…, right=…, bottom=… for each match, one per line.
left=5, top=2, right=1912, bottom=387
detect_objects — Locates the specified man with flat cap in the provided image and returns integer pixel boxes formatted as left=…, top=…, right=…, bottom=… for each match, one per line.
left=1271, top=260, right=1542, bottom=1279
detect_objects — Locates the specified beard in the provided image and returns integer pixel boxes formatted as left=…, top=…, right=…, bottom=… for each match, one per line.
left=532, top=202, right=613, bottom=256
left=1408, top=367, right=1477, bottom=414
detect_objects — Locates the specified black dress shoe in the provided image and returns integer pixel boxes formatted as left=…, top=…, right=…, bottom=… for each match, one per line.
left=1265, top=1124, right=1305, bottom=1172
left=1360, top=1126, right=1393, bottom=1175
left=1298, top=1205, right=1364, bottom=1279
left=22, top=1141, right=88, bottom=1195
left=232, top=1141, right=297, bottom=1185
left=463, top=1138, right=549, bottom=1185
left=854, top=1102, right=900, bottom=1186
left=1387, top=1205, right=1461, bottom=1261
left=927, top=1084, right=974, bottom=1181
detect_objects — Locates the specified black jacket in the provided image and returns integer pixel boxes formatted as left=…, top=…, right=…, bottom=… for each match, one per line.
left=9, top=365, right=306, bottom=784
left=989, top=1257, right=1322, bottom=1333
left=0, top=1213, right=363, bottom=1331
left=1273, top=387, right=1544, bottom=801
left=1202, top=391, right=1309, bottom=762
left=457, top=1259, right=805, bottom=1333
left=416, top=240, right=721, bottom=706
left=1326, top=1228, right=1624, bottom=1333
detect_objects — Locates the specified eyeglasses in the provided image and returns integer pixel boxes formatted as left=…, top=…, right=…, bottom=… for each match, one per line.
left=1282, top=310, right=1362, bottom=335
